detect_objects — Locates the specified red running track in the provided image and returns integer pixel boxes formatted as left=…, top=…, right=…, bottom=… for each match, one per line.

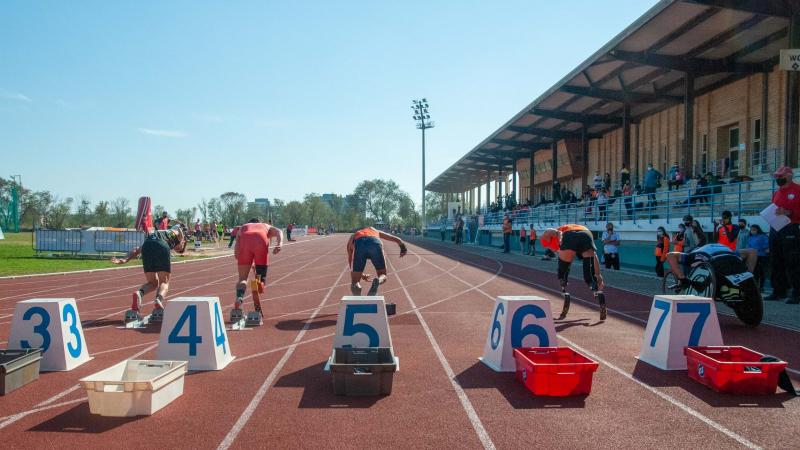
left=0, top=234, right=797, bottom=449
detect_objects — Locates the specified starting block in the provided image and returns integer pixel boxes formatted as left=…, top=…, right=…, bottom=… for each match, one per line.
left=8, top=298, right=93, bottom=371
left=480, top=296, right=557, bottom=372
left=150, top=308, right=164, bottom=323
left=123, top=310, right=151, bottom=329
left=156, top=297, right=234, bottom=371
left=228, top=309, right=247, bottom=331
left=325, top=296, right=397, bottom=372
left=638, top=295, right=723, bottom=370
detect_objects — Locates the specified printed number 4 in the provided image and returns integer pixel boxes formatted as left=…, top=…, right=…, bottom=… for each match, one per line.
left=213, top=303, right=227, bottom=354
left=342, top=304, right=379, bottom=347
left=168, top=305, right=202, bottom=356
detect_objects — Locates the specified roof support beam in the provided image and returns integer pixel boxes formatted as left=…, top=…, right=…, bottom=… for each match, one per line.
left=488, top=138, right=553, bottom=150
left=505, top=126, right=591, bottom=140
left=684, top=1, right=795, bottom=18
left=528, top=107, right=623, bottom=125
left=560, top=84, right=682, bottom=103
left=609, top=50, right=767, bottom=74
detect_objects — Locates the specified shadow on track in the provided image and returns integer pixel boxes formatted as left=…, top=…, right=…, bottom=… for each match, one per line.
left=456, top=361, right=587, bottom=409
left=28, top=402, right=142, bottom=433
left=274, top=361, right=384, bottom=408
left=274, top=314, right=337, bottom=331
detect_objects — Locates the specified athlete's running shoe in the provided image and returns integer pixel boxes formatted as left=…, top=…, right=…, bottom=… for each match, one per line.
left=234, top=296, right=244, bottom=310
left=154, top=296, right=164, bottom=311
left=131, top=290, right=143, bottom=312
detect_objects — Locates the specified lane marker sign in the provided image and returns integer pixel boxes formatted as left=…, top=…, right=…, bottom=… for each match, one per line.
left=326, top=295, right=397, bottom=371
left=480, top=296, right=556, bottom=372
left=638, top=295, right=722, bottom=370
left=8, top=298, right=92, bottom=371
left=156, top=297, right=234, bottom=370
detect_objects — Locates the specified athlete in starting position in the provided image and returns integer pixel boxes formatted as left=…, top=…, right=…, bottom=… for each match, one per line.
left=233, top=218, right=283, bottom=316
left=540, top=224, right=606, bottom=320
left=112, top=224, right=188, bottom=318
left=347, top=227, right=407, bottom=296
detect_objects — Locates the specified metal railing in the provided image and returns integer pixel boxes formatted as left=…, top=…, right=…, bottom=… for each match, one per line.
left=478, top=173, right=796, bottom=227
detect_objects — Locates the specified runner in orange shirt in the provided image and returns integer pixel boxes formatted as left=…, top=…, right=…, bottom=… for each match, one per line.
left=232, top=218, right=283, bottom=321
left=540, top=224, right=606, bottom=320
left=346, top=227, right=407, bottom=296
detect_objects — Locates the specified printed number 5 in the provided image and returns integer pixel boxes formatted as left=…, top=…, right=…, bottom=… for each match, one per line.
left=342, top=304, right=379, bottom=347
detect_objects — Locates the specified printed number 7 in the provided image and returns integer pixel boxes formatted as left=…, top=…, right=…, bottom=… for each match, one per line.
left=342, top=304, right=379, bottom=347
left=676, top=303, right=710, bottom=347
left=649, top=299, right=670, bottom=347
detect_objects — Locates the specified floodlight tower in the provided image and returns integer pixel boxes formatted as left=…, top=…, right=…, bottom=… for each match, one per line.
left=412, top=98, right=434, bottom=228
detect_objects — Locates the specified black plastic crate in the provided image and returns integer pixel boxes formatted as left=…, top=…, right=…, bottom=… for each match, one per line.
left=330, top=347, right=397, bottom=396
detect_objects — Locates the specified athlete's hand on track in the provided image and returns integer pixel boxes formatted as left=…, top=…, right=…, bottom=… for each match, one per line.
left=273, top=246, right=282, bottom=255
left=110, top=257, right=127, bottom=264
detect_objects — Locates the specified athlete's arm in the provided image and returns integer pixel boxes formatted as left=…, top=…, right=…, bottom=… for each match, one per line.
left=112, top=246, right=141, bottom=264
left=377, top=230, right=407, bottom=257
left=267, top=225, right=283, bottom=254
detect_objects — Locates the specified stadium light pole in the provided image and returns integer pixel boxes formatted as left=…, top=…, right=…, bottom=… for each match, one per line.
left=412, top=99, right=434, bottom=229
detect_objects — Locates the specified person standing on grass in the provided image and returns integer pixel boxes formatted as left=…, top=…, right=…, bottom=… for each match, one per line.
left=112, top=224, right=188, bottom=317
left=502, top=215, right=512, bottom=253
left=194, top=219, right=202, bottom=241
left=233, top=218, right=283, bottom=315
left=602, top=223, right=620, bottom=270
left=347, top=227, right=407, bottom=296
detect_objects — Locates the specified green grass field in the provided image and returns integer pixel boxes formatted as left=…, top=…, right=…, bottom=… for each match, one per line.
left=0, top=232, right=225, bottom=277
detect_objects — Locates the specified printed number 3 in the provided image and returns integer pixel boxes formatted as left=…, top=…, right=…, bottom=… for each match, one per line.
left=342, top=304, right=379, bottom=347
left=21, top=306, right=51, bottom=352
left=62, top=303, right=82, bottom=358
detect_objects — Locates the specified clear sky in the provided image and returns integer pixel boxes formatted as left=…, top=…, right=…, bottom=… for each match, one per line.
left=2, top=0, right=659, bottom=214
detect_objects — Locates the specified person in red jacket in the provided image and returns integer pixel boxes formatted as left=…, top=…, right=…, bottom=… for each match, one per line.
left=766, top=166, right=800, bottom=304
left=540, top=224, right=606, bottom=320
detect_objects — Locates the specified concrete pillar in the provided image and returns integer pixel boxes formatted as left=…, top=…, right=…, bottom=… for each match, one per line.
left=551, top=141, right=558, bottom=185
left=528, top=150, right=535, bottom=204
left=623, top=103, right=632, bottom=175
left=683, top=73, right=694, bottom=176
left=785, top=12, right=800, bottom=167
left=512, top=158, right=518, bottom=204
left=581, top=127, right=589, bottom=190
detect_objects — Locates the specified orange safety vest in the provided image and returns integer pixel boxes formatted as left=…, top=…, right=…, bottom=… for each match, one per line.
left=529, top=228, right=537, bottom=240
left=654, top=236, right=670, bottom=261
left=716, top=224, right=737, bottom=251
left=520, top=228, right=527, bottom=238
left=353, top=227, right=380, bottom=240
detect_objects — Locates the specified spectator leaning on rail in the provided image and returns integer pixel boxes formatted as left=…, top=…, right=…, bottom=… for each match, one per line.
left=765, top=166, right=800, bottom=304
left=601, top=223, right=620, bottom=270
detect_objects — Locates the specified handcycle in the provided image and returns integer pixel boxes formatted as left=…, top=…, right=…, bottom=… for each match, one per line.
left=662, top=247, right=763, bottom=326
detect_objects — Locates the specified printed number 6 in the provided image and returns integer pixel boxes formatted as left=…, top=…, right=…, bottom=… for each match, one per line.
left=62, top=303, right=82, bottom=358
left=490, top=303, right=504, bottom=350
left=21, top=307, right=51, bottom=353
left=510, top=304, right=549, bottom=348
left=342, top=304, right=379, bottom=347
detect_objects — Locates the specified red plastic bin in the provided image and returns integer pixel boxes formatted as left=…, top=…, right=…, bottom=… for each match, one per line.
left=684, top=346, right=787, bottom=395
left=513, top=347, right=599, bottom=397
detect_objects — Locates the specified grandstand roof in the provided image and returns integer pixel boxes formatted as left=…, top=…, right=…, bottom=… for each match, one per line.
left=426, top=0, right=794, bottom=193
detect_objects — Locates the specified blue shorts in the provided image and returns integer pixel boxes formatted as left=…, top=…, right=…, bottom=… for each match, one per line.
left=352, top=237, right=385, bottom=272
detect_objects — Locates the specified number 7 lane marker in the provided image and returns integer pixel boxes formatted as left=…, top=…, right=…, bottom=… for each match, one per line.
left=217, top=261, right=347, bottom=450
left=389, top=258, right=496, bottom=450
left=416, top=251, right=761, bottom=450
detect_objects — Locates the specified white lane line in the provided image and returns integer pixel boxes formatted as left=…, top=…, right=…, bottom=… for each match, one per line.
left=427, top=249, right=763, bottom=450
left=217, top=265, right=347, bottom=450
left=389, top=257, right=496, bottom=450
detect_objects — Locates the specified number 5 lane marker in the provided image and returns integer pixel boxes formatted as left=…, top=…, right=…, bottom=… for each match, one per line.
left=217, top=263, right=347, bottom=450
left=389, top=258, right=496, bottom=450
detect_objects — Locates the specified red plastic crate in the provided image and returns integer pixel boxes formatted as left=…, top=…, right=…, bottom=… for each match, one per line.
left=513, top=347, right=599, bottom=397
left=684, top=346, right=788, bottom=395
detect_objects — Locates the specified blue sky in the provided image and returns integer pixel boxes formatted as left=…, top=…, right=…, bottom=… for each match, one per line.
left=2, top=0, right=658, bottom=213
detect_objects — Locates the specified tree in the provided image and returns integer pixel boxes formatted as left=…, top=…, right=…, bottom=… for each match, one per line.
left=197, top=199, right=209, bottom=222
left=154, top=204, right=165, bottom=218
left=175, top=208, right=196, bottom=226
left=218, top=192, right=247, bottom=227
left=207, top=198, right=222, bottom=223
left=424, top=191, right=445, bottom=223
left=303, top=193, right=332, bottom=227
left=352, top=179, right=408, bottom=225
left=111, top=197, right=132, bottom=227
left=48, top=197, right=73, bottom=228
left=74, top=196, right=93, bottom=227
left=282, top=201, right=306, bottom=225
left=93, top=201, right=110, bottom=226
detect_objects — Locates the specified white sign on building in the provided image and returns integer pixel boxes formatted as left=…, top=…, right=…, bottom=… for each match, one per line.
left=780, top=49, right=800, bottom=71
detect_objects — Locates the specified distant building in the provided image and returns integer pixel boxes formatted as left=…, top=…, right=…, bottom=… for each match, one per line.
left=247, top=198, right=271, bottom=217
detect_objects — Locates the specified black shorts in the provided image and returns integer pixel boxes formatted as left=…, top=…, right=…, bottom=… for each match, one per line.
left=142, top=238, right=171, bottom=273
left=561, top=230, right=596, bottom=254
left=352, top=237, right=385, bottom=272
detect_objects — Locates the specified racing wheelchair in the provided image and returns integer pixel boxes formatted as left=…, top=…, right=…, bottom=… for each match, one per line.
left=662, top=246, right=763, bottom=326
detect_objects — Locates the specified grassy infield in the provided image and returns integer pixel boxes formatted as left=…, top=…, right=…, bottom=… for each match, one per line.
left=0, top=232, right=223, bottom=277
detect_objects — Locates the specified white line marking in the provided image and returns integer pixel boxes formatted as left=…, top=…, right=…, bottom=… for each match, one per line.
left=389, top=257, right=496, bottom=450
left=0, top=398, right=88, bottom=427
left=217, top=265, right=347, bottom=450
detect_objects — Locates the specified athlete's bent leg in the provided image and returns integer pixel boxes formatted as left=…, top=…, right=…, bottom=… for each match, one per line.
left=154, top=271, right=170, bottom=309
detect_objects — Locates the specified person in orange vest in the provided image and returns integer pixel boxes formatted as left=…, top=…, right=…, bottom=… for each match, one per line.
left=714, top=210, right=739, bottom=252
left=527, top=225, right=537, bottom=256
left=654, top=226, right=670, bottom=278
left=540, top=224, right=606, bottom=320
left=671, top=223, right=686, bottom=253
left=502, top=215, right=512, bottom=253
left=519, top=225, right=527, bottom=255
left=347, top=226, right=407, bottom=296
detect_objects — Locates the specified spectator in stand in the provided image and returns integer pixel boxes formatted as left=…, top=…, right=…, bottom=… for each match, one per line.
left=654, top=226, right=670, bottom=277
left=736, top=218, right=748, bottom=250
left=766, top=166, right=800, bottom=304
left=622, top=181, right=633, bottom=218
left=597, top=188, right=608, bottom=221
left=667, top=162, right=681, bottom=191
left=745, top=224, right=769, bottom=290
left=643, top=163, right=663, bottom=209
left=502, top=215, right=512, bottom=253
left=603, top=172, right=612, bottom=191
left=672, top=223, right=686, bottom=253
left=593, top=171, right=602, bottom=190
left=602, top=223, right=620, bottom=270
left=156, top=211, right=170, bottom=230
left=519, top=224, right=527, bottom=255
left=714, top=210, right=740, bottom=251
left=620, top=164, right=630, bottom=187
left=528, top=225, right=537, bottom=256
left=552, top=180, right=561, bottom=203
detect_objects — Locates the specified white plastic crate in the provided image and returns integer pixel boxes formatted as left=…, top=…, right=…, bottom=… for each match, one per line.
left=79, top=360, right=187, bottom=417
